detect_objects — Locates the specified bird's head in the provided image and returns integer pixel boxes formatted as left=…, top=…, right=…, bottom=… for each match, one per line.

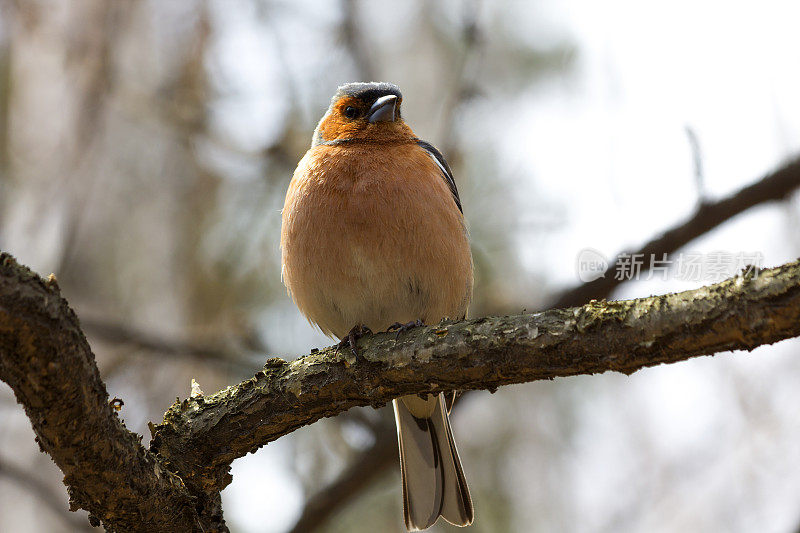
left=312, top=82, right=415, bottom=146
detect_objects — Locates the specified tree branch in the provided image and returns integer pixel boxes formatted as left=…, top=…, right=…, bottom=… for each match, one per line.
left=552, top=155, right=800, bottom=308
left=0, top=254, right=207, bottom=533
left=3, top=252, right=800, bottom=531
left=151, top=258, right=800, bottom=495
left=288, top=154, right=800, bottom=533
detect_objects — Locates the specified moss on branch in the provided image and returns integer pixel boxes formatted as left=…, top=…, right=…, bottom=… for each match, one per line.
left=2, top=248, right=799, bottom=531
left=152, top=259, right=800, bottom=494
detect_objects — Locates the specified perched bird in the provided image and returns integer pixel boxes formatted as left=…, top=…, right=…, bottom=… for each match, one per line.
left=280, top=82, right=474, bottom=530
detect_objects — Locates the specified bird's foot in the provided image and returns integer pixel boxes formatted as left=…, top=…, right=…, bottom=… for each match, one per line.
left=337, top=324, right=373, bottom=359
left=387, top=319, right=425, bottom=340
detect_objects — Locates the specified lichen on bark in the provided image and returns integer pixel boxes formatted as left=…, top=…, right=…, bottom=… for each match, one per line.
left=2, top=249, right=800, bottom=532
left=152, top=258, right=800, bottom=494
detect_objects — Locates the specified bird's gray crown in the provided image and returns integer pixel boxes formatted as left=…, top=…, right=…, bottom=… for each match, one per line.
left=332, top=82, right=402, bottom=105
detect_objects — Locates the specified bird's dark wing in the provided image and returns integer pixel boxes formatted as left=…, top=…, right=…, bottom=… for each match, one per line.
left=416, top=139, right=463, bottom=213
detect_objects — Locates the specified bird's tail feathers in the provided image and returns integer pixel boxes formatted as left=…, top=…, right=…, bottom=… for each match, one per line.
left=394, top=394, right=473, bottom=531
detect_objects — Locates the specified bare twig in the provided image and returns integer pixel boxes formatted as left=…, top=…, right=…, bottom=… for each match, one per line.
left=58, top=2, right=129, bottom=277
left=684, top=125, right=706, bottom=202
left=287, top=418, right=397, bottom=533
left=0, top=457, right=90, bottom=531
left=551, top=155, right=800, bottom=309
left=81, top=316, right=263, bottom=374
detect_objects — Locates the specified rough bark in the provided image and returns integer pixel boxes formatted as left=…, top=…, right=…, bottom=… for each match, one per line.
left=2, top=251, right=800, bottom=531
left=0, top=253, right=208, bottom=532
left=151, top=258, right=800, bottom=495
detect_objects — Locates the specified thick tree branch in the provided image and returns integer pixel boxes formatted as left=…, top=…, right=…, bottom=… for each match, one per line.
left=2, top=252, right=799, bottom=532
left=0, top=254, right=206, bottom=533
left=288, top=154, right=800, bottom=533
left=152, top=258, right=800, bottom=495
left=553, top=156, right=800, bottom=308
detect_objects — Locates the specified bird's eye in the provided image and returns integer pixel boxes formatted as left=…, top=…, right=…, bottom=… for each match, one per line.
left=343, top=106, right=358, bottom=119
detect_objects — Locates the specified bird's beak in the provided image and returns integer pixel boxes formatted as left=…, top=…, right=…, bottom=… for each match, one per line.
left=367, top=95, right=397, bottom=123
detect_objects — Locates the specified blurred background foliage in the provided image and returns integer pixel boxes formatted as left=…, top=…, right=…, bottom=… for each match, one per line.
left=1, top=1, right=799, bottom=532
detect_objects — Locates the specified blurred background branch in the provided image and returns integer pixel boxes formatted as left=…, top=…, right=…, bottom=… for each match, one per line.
left=80, top=316, right=266, bottom=375
left=0, top=457, right=90, bottom=532
left=552, top=155, right=800, bottom=309
left=1, top=1, right=799, bottom=532
left=286, top=413, right=396, bottom=533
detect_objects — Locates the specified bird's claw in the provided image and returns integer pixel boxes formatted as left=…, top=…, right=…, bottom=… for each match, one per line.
left=387, top=319, right=425, bottom=340
left=337, top=324, right=373, bottom=359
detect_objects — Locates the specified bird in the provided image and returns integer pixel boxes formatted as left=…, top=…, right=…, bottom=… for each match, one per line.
left=280, top=82, right=474, bottom=530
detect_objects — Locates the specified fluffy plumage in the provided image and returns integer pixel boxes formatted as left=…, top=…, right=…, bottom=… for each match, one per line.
left=281, top=82, right=474, bottom=530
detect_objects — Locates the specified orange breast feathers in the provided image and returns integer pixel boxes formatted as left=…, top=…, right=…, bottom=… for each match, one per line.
left=280, top=142, right=473, bottom=339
